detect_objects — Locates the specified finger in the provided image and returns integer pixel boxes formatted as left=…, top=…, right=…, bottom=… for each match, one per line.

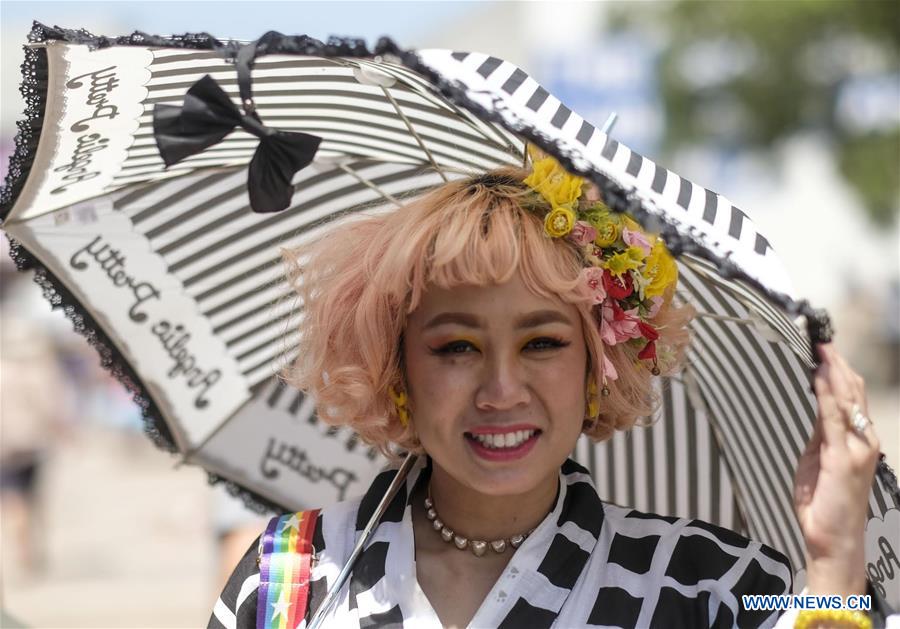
left=820, top=344, right=860, bottom=398
left=846, top=402, right=880, bottom=453
left=801, top=393, right=824, bottom=455
left=819, top=345, right=862, bottom=422
left=812, top=353, right=846, bottom=447
left=823, top=346, right=874, bottom=448
left=816, top=346, right=881, bottom=477
left=829, top=349, right=869, bottom=415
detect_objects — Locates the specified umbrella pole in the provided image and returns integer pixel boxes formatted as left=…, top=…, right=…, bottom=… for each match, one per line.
left=307, top=452, right=419, bottom=628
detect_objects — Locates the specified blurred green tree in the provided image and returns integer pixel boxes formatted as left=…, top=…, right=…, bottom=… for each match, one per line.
left=611, top=0, right=899, bottom=227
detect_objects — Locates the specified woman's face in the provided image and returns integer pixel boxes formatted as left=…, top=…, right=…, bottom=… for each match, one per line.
left=403, top=270, right=589, bottom=497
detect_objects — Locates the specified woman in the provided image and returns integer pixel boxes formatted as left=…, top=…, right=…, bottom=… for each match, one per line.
left=210, top=158, right=884, bottom=629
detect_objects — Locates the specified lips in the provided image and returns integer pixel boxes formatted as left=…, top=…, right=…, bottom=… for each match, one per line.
left=464, top=425, right=542, bottom=462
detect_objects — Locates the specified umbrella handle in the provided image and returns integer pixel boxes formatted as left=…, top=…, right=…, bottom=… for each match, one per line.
left=307, top=452, right=419, bottom=629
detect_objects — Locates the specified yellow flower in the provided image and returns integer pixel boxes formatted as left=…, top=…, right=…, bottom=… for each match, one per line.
left=643, top=239, right=678, bottom=297
left=544, top=206, right=576, bottom=238
left=524, top=157, right=583, bottom=209
left=626, top=245, right=647, bottom=263
left=603, top=251, right=642, bottom=277
left=623, top=215, right=643, bottom=232
left=592, top=213, right=621, bottom=247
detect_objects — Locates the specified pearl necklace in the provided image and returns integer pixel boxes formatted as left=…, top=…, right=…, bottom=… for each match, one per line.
left=423, top=488, right=535, bottom=557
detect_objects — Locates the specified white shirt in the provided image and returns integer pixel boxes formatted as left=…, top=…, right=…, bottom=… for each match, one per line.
left=211, top=457, right=894, bottom=628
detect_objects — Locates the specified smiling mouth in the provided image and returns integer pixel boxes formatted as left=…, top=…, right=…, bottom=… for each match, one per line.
left=464, top=429, right=542, bottom=450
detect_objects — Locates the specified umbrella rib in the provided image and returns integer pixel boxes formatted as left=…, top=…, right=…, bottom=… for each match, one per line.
left=681, top=256, right=812, bottom=362
left=693, top=311, right=756, bottom=325
left=337, top=162, right=404, bottom=208
left=681, top=363, right=756, bottom=541
left=312, top=53, right=458, bottom=179
left=681, top=364, right=713, bottom=423
left=380, top=86, right=449, bottom=182
left=175, top=396, right=251, bottom=469
left=328, top=56, right=515, bottom=155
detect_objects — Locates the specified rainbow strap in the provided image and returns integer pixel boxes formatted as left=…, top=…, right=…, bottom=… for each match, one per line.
left=257, top=509, right=320, bottom=629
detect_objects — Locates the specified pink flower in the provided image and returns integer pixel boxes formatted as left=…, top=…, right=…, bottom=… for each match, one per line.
left=601, top=352, right=618, bottom=382
left=578, top=267, right=606, bottom=305
left=622, top=228, right=652, bottom=256
left=569, top=221, right=597, bottom=247
left=599, top=300, right=642, bottom=345
left=645, top=296, right=663, bottom=319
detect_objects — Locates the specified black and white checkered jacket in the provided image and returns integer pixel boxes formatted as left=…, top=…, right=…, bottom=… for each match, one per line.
left=211, top=458, right=798, bottom=628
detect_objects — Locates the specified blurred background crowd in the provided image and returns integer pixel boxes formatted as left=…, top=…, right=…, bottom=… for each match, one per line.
left=1, top=1, right=897, bottom=626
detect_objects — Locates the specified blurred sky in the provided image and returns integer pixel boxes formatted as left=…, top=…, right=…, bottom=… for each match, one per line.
left=0, top=0, right=500, bottom=142
left=0, top=0, right=477, bottom=43
left=0, top=0, right=486, bottom=135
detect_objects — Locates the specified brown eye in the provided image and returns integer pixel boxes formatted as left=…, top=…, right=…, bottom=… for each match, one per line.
left=525, top=337, right=569, bottom=351
left=433, top=340, right=478, bottom=355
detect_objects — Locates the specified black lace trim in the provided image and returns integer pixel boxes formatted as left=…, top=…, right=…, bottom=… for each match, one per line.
left=0, top=24, right=49, bottom=225
left=207, top=473, right=288, bottom=516
left=2, top=21, right=896, bottom=509
left=878, top=455, right=900, bottom=508
left=5, top=235, right=293, bottom=515
left=3, top=234, right=177, bottom=452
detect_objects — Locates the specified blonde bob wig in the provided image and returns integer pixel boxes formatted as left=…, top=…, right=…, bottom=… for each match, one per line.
left=282, top=165, right=694, bottom=458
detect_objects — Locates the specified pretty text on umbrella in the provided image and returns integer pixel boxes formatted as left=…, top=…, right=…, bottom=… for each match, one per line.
left=52, top=66, right=120, bottom=194
left=70, top=235, right=222, bottom=410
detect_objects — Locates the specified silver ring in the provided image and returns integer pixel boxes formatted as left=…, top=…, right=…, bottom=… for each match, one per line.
left=850, top=404, right=871, bottom=434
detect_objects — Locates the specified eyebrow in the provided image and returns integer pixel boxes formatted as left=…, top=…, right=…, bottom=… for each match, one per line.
left=423, top=309, right=573, bottom=330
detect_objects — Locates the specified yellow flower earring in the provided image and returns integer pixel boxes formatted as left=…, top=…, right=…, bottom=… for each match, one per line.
left=388, top=385, right=410, bottom=427
left=586, top=380, right=600, bottom=419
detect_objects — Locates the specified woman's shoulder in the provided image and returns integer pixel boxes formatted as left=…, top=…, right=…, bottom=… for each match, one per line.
left=597, top=502, right=793, bottom=590
left=208, top=497, right=366, bottom=629
left=209, top=531, right=264, bottom=629
left=586, top=504, right=794, bottom=627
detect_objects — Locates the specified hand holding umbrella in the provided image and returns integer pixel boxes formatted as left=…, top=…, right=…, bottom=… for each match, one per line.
left=795, top=343, right=881, bottom=598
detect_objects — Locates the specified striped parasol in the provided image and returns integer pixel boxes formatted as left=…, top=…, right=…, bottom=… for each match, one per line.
left=1, top=23, right=897, bottom=598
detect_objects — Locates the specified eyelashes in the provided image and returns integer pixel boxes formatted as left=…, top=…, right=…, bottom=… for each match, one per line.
left=527, top=337, right=571, bottom=351
left=430, top=337, right=571, bottom=356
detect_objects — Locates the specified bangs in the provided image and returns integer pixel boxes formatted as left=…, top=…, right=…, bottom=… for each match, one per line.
left=405, top=177, right=584, bottom=313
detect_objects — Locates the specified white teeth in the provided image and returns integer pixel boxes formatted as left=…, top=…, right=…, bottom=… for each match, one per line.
left=472, top=430, right=536, bottom=449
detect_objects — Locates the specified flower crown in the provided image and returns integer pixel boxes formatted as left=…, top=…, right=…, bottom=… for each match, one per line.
left=522, top=147, right=679, bottom=393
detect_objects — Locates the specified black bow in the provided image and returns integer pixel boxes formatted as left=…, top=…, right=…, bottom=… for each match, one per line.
left=153, top=74, right=321, bottom=213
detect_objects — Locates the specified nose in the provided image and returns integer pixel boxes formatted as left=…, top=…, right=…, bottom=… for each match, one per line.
left=474, top=353, right=531, bottom=412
